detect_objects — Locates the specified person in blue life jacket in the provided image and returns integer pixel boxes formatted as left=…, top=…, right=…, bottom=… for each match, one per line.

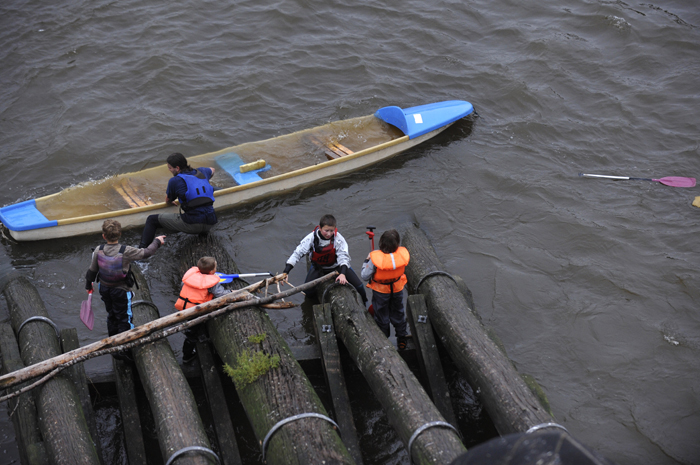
left=86, top=220, right=165, bottom=361
left=282, top=214, right=368, bottom=305
left=139, top=152, right=218, bottom=248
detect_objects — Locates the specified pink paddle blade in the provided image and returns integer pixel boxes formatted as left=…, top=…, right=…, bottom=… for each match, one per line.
left=80, top=293, right=94, bottom=330
left=655, top=177, right=696, bottom=187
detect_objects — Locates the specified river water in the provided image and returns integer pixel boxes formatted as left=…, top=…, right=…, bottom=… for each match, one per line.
left=1, top=0, right=698, bottom=464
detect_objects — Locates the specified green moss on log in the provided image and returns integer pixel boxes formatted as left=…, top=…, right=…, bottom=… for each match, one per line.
left=224, top=349, right=281, bottom=388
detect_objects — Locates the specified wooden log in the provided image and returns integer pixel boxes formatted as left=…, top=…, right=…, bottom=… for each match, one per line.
left=194, top=340, right=243, bottom=465
left=113, top=358, right=147, bottom=465
left=0, top=323, right=48, bottom=465
left=315, top=280, right=467, bottom=464
left=2, top=276, right=101, bottom=465
left=177, top=234, right=354, bottom=465
left=399, top=222, right=553, bottom=434
left=405, top=294, right=458, bottom=428
left=129, top=266, right=215, bottom=465
left=312, top=303, right=363, bottom=465
left=60, top=328, right=103, bottom=464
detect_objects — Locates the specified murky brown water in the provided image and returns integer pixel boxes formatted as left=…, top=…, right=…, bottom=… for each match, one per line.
left=1, top=0, right=699, bottom=463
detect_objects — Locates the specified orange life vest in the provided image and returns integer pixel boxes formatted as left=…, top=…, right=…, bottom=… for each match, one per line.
left=174, top=266, right=221, bottom=310
left=367, top=247, right=410, bottom=294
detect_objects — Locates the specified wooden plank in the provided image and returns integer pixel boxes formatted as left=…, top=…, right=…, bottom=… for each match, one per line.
left=405, top=295, right=458, bottom=428
left=60, top=328, right=104, bottom=464
left=113, top=358, right=147, bottom=465
left=195, top=340, right=243, bottom=465
left=313, top=304, right=364, bottom=465
left=0, top=323, right=48, bottom=465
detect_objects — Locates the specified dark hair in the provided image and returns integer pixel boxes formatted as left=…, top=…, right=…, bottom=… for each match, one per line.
left=166, top=153, right=192, bottom=172
left=379, top=229, right=400, bottom=254
left=102, top=219, right=122, bottom=242
left=197, top=256, right=217, bottom=274
left=319, top=214, right=336, bottom=228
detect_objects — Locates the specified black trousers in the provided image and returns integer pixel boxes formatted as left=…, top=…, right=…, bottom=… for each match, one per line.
left=98, top=285, right=133, bottom=336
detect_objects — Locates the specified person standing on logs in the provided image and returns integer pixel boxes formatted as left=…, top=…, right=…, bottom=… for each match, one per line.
left=86, top=220, right=165, bottom=360
left=139, top=152, right=218, bottom=247
left=361, top=229, right=411, bottom=350
left=282, top=214, right=367, bottom=305
left=174, top=256, right=231, bottom=363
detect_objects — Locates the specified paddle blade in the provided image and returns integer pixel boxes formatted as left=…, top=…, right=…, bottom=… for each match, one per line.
left=80, top=293, right=94, bottom=330
left=656, top=177, right=696, bottom=187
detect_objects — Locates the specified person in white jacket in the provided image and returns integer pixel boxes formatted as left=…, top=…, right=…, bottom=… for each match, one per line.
left=282, top=214, right=367, bottom=304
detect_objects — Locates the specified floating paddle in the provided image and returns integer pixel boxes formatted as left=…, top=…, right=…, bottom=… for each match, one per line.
left=579, top=173, right=696, bottom=187
left=80, top=290, right=95, bottom=330
left=216, top=272, right=272, bottom=284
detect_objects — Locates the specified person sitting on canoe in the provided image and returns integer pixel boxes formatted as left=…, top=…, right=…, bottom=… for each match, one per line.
left=282, top=214, right=367, bottom=304
left=85, top=220, right=165, bottom=361
left=360, top=229, right=411, bottom=350
left=139, top=152, right=217, bottom=248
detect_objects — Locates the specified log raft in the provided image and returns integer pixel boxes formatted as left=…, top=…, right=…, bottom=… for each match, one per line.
left=0, top=323, right=48, bottom=465
left=177, top=234, right=355, bottom=465
left=315, top=279, right=467, bottom=464
left=2, top=276, right=101, bottom=465
left=399, top=222, right=553, bottom=434
left=128, top=266, right=216, bottom=465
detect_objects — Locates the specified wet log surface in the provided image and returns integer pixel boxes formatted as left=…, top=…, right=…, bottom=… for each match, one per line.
left=400, top=222, right=553, bottom=434
left=129, top=266, right=214, bottom=465
left=0, top=323, right=48, bottom=465
left=315, top=280, right=467, bottom=465
left=3, top=276, right=100, bottom=465
left=178, top=234, right=354, bottom=465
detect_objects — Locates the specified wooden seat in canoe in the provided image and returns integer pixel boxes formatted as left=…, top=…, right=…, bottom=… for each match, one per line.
left=114, top=179, right=154, bottom=208
left=307, top=135, right=354, bottom=160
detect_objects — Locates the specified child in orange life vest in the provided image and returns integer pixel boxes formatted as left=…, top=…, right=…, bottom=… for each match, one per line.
left=282, top=214, right=368, bottom=304
left=175, top=256, right=230, bottom=363
left=361, top=229, right=411, bottom=349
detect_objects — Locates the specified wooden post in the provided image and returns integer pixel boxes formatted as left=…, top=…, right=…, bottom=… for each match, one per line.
left=60, top=328, right=103, bottom=464
left=0, top=323, right=48, bottom=465
left=3, top=276, right=101, bottom=465
left=113, top=358, right=147, bottom=465
left=405, top=295, right=458, bottom=428
left=399, top=222, right=553, bottom=434
left=129, top=266, right=215, bottom=465
left=315, top=280, right=467, bottom=464
left=194, top=339, right=243, bottom=465
left=312, top=303, right=363, bottom=465
left=177, top=234, right=354, bottom=465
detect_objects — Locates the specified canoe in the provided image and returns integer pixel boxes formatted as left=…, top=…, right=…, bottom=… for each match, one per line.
left=0, top=100, right=474, bottom=241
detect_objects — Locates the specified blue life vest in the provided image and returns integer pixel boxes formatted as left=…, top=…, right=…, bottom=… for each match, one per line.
left=97, top=245, right=128, bottom=287
left=178, top=169, right=215, bottom=211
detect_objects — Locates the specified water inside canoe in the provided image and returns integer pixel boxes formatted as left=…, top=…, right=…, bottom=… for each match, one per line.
left=35, top=115, right=403, bottom=220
